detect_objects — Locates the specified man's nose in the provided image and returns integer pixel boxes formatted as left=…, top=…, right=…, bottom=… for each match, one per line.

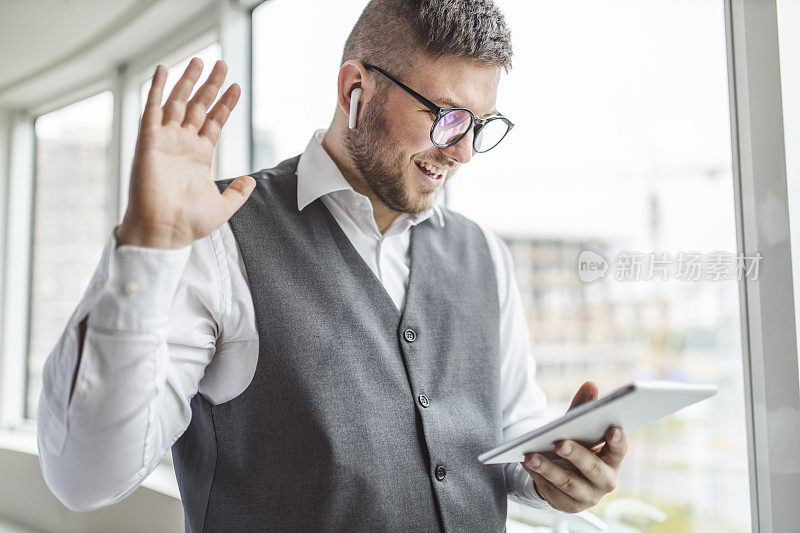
left=438, top=128, right=474, bottom=165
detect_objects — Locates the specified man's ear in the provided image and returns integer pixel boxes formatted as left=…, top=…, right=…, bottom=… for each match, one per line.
left=337, top=60, right=371, bottom=124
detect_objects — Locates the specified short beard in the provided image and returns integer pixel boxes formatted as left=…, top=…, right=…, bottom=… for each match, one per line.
left=343, top=102, right=440, bottom=214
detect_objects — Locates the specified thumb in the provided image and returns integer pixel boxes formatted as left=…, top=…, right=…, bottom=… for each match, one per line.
left=218, top=175, right=256, bottom=221
left=567, top=381, right=599, bottom=412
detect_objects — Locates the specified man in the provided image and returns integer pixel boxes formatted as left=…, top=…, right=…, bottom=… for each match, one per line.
left=37, top=0, right=627, bottom=531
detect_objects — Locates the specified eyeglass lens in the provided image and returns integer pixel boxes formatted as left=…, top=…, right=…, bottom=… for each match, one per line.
left=432, top=109, right=509, bottom=153
left=432, top=109, right=473, bottom=146
left=474, top=118, right=510, bottom=153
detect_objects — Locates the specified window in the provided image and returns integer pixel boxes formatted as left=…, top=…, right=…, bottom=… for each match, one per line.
left=23, top=41, right=221, bottom=422
left=26, top=91, right=114, bottom=419
left=778, top=0, right=800, bottom=386
left=250, top=1, right=751, bottom=530
left=449, top=1, right=750, bottom=530
left=252, top=0, right=370, bottom=169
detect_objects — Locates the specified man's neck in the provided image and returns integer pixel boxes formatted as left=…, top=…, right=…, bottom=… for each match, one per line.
left=320, top=126, right=402, bottom=234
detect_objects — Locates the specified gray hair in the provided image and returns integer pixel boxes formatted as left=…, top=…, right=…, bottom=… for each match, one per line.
left=341, top=0, right=513, bottom=81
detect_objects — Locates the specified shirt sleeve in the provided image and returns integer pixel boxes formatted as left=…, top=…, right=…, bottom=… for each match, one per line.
left=36, top=224, right=229, bottom=511
left=478, top=224, right=555, bottom=511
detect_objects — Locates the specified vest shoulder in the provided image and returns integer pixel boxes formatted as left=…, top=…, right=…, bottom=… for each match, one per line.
left=215, top=155, right=300, bottom=192
left=437, top=206, right=484, bottom=234
left=434, top=207, right=500, bottom=255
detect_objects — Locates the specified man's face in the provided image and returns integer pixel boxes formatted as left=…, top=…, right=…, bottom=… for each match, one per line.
left=344, top=54, right=502, bottom=214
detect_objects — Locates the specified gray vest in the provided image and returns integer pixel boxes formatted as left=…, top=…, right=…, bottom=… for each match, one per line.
left=172, top=155, right=507, bottom=532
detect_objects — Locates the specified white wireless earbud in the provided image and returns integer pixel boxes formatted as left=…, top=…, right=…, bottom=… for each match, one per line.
left=348, top=88, right=363, bottom=129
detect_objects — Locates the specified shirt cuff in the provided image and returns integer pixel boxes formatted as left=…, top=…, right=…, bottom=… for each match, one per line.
left=87, top=226, right=192, bottom=332
left=506, top=462, right=556, bottom=511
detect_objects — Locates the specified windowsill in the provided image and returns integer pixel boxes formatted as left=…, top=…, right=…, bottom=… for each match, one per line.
left=0, top=427, right=37, bottom=455
left=0, top=426, right=184, bottom=532
left=0, top=427, right=181, bottom=500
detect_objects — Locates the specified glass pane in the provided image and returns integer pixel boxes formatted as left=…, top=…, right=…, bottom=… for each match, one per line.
left=777, top=0, right=800, bottom=390
left=27, top=91, right=113, bottom=419
left=252, top=0, right=370, bottom=170
left=449, top=1, right=750, bottom=531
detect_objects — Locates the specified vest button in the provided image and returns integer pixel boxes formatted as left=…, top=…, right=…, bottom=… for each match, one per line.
left=435, top=465, right=446, bottom=481
left=403, top=328, right=417, bottom=342
left=418, top=394, right=430, bottom=408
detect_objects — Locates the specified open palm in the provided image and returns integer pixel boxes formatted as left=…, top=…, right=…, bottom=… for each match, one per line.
left=117, top=57, right=255, bottom=249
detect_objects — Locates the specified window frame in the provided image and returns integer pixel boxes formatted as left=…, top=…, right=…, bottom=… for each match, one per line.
left=725, top=0, right=800, bottom=530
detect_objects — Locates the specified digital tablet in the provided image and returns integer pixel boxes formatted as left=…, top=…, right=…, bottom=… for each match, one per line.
left=478, top=381, right=717, bottom=464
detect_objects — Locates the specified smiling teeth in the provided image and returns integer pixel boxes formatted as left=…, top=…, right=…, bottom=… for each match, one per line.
left=419, top=161, right=446, bottom=178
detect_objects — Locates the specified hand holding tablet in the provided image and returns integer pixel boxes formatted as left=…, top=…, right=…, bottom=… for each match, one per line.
left=480, top=381, right=717, bottom=464
left=484, top=380, right=717, bottom=513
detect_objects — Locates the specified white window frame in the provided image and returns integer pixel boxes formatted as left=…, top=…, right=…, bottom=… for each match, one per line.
left=0, top=109, right=35, bottom=431
left=726, top=0, right=800, bottom=530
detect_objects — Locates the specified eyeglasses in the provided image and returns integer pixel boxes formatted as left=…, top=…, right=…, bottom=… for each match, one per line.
left=362, top=63, right=514, bottom=154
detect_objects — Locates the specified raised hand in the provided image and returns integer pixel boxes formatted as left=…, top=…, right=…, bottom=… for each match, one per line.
left=116, top=58, right=256, bottom=249
left=521, top=381, right=628, bottom=513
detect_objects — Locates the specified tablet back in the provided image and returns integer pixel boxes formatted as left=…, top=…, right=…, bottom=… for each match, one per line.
left=479, top=381, right=717, bottom=464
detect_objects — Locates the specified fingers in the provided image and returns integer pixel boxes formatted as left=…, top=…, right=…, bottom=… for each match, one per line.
left=528, top=471, right=583, bottom=513
left=199, top=83, right=241, bottom=145
left=522, top=453, right=599, bottom=505
left=554, top=440, right=617, bottom=493
left=183, top=60, right=228, bottom=130
left=142, top=65, right=167, bottom=128
left=216, top=175, right=256, bottom=222
left=163, top=57, right=204, bottom=124
left=598, top=426, right=628, bottom=469
left=568, top=381, right=599, bottom=411
left=520, top=428, right=628, bottom=513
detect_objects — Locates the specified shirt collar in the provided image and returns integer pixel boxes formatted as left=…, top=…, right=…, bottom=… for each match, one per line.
left=296, top=129, right=445, bottom=228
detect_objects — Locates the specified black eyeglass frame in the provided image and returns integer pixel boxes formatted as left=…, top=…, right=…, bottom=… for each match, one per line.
left=361, top=63, right=515, bottom=153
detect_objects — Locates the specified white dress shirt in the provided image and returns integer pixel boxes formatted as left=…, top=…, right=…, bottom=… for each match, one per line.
left=36, top=130, right=553, bottom=513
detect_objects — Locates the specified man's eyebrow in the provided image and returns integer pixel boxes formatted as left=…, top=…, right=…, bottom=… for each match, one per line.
left=432, top=96, right=498, bottom=118
left=435, top=96, right=463, bottom=108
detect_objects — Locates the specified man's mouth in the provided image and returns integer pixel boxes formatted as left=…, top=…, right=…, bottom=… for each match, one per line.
left=415, top=161, right=447, bottom=180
